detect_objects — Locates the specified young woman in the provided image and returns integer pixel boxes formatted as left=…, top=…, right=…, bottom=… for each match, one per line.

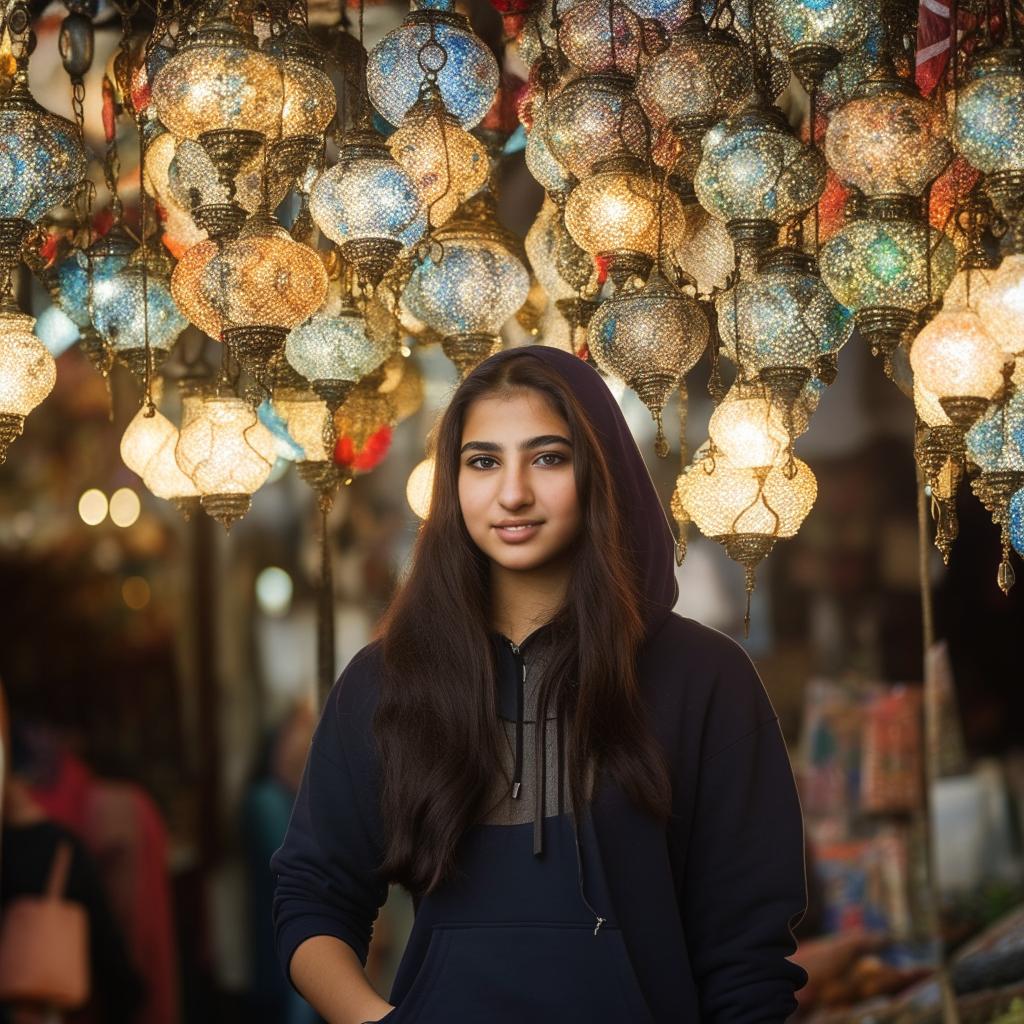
left=272, top=345, right=809, bottom=1024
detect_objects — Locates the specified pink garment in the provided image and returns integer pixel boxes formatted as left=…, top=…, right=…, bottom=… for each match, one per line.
left=30, top=751, right=179, bottom=1024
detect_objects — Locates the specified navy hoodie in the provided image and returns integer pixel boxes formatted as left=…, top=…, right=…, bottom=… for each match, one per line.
left=272, top=345, right=809, bottom=1021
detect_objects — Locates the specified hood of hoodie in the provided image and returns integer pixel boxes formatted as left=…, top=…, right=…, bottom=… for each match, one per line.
left=475, top=344, right=679, bottom=639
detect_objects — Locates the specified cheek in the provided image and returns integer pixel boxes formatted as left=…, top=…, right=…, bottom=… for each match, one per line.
left=547, top=474, right=581, bottom=526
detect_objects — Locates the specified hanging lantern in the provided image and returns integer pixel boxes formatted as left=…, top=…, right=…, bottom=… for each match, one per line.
left=120, top=405, right=177, bottom=476
left=764, top=0, right=872, bottom=90
left=1009, top=486, right=1024, bottom=558
left=678, top=448, right=817, bottom=631
left=310, top=128, right=426, bottom=287
left=143, top=131, right=208, bottom=253
left=0, top=305, right=57, bottom=462
left=525, top=198, right=598, bottom=327
left=172, top=213, right=328, bottom=380
left=388, top=83, right=489, bottom=227
left=825, top=70, right=952, bottom=199
left=275, top=385, right=342, bottom=510
left=951, top=47, right=1024, bottom=226
left=91, top=246, right=189, bottom=379
left=910, top=274, right=1006, bottom=430
left=820, top=196, right=956, bottom=369
left=0, top=68, right=87, bottom=286
left=286, top=299, right=393, bottom=410
left=543, top=74, right=647, bottom=182
left=673, top=207, right=735, bottom=294
left=587, top=270, right=708, bottom=454
left=53, top=226, right=136, bottom=330
left=151, top=14, right=283, bottom=239
left=333, top=375, right=398, bottom=477
left=402, top=195, right=530, bottom=375
left=525, top=105, right=577, bottom=200
left=175, top=390, right=277, bottom=529
left=558, top=0, right=643, bottom=77
left=142, top=426, right=201, bottom=518
left=975, top=254, right=1024, bottom=358
left=717, top=246, right=853, bottom=405
left=263, top=23, right=336, bottom=184
left=636, top=14, right=752, bottom=162
left=564, top=154, right=688, bottom=287
left=708, top=382, right=790, bottom=470
left=366, top=4, right=499, bottom=130
left=966, top=381, right=1024, bottom=593
left=407, top=456, right=436, bottom=519
left=694, top=103, right=826, bottom=265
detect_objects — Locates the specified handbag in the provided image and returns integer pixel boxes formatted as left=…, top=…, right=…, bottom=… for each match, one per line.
left=0, top=839, right=90, bottom=1009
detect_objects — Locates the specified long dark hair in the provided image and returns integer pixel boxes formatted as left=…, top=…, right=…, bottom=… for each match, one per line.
left=373, top=351, right=672, bottom=895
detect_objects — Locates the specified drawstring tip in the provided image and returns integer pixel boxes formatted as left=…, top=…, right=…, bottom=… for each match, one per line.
left=511, top=781, right=521, bottom=799
left=593, top=916, right=606, bottom=936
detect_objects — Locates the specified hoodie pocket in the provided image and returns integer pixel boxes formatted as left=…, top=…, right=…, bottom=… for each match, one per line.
left=384, top=922, right=655, bottom=1023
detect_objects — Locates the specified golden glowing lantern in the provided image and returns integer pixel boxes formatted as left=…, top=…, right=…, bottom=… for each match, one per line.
left=120, top=406, right=176, bottom=476
left=0, top=305, right=56, bottom=462
left=175, top=391, right=276, bottom=529
left=406, top=456, right=435, bottom=519
left=564, top=155, right=688, bottom=287
left=673, top=207, right=735, bottom=294
left=708, top=384, right=791, bottom=470
left=388, top=84, right=489, bottom=228
left=142, top=429, right=200, bottom=518
left=910, top=293, right=1005, bottom=431
left=274, top=386, right=341, bottom=510
left=975, top=254, right=1024, bottom=357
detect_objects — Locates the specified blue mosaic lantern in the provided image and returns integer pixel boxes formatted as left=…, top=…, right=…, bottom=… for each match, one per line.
left=53, top=228, right=136, bottom=330
left=0, top=70, right=87, bottom=286
left=717, top=246, right=852, bottom=401
left=310, top=129, right=426, bottom=287
left=286, top=302, right=393, bottom=410
left=820, top=196, right=956, bottom=370
left=402, top=195, right=529, bottom=376
left=91, top=247, right=189, bottom=377
left=366, top=7, right=498, bottom=130
left=1009, top=486, right=1024, bottom=558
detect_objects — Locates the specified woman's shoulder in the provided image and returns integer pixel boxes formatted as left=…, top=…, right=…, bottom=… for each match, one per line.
left=317, top=639, right=385, bottom=747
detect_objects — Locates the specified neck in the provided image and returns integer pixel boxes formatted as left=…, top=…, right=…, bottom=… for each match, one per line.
left=490, top=556, right=572, bottom=646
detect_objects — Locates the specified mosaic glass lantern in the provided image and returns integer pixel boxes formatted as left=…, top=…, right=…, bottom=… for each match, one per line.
left=144, top=131, right=207, bottom=252
left=708, top=382, right=790, bottom=470
left=53, top=226, right=136, bottom=329
left=263, top=23, right=336, bottom=183
left=717, top=247, right=853, bottom=403
left=588, top=270, right=708, bottom=454
left=0, top=69, right=87, bottom=285
left=975, top=254, right=1024, bottom=357
left=367, top=7, right=499, bottom=130
left=678, top=448, right=817, bottom=630
left=1009, top=486, right=1024, bottom=558
left=636, top=14, right=751, bottom=147
left=402, top=195, right=529, bottom=375
left=388, top=84, right=489, bottom=227
left=951, top=47, right=1024, bottom=223
left=274, top=384, right=343, bottom=509
left=966, top=386, right=1024, bottom=592
left=820, top=196, right=956, bottom=367
left=910, top=278, right=1006, bottom=430
left=121, top=405, right=177, bottom=476
left=310, top=128, right=426, bottom=287
left=559, top=0, right=643, bottom=77
left=152, top=14, right=282, bottom=235
left=825, top=71, right=952, bottom=198
left=143, top=427, right=201, bottom=516
left=175, top=390, right=276, bottom=529
left=694, top=103, right=826, bottom=262
left=91, top=247, right=189, bottom=379
left=764, top=0, right=872, bottom=90
left=286, top=300, right=393, bottom=410
left=525, top=105, right=576, bottom=199
left=0, top=305, right=57, bottom=463
left=564, top=154, right=688, bottom=287
left=543, top=74, right=647, bottom=181
left=673, top=207, right=735, bottom=294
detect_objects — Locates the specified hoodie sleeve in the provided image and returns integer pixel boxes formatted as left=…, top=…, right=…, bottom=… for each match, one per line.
left=680, top=638, right=809, bottom=1023
left=271, top=644, right=390, bottom=979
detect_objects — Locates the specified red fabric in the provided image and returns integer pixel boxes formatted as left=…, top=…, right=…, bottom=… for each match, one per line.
left=334, top=423, right=393, bottom=472
left=30, top=751, right=179, bottom=1024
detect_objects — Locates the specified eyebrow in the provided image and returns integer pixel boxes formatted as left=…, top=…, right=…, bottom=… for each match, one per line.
left=460, top=434, right=573, bottom=455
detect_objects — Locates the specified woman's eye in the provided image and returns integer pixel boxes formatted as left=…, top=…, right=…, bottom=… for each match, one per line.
left=536, top=452, right=566, bottom=467
left=468, top=456, right=498, bottom=469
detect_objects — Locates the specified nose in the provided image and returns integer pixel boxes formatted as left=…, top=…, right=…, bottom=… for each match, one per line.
left=497, top=460, right=533, bottom=511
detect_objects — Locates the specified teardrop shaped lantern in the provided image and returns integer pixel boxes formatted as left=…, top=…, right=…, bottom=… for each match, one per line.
left=402, top=194, right=530, bottom=375
left=587, top=270, right=709, bottom=455
left=558, top=0, right=644, bottom=77
left=310, top=127, right=427, bottom=287
left=708, top=382, right=791, bottom=470
left=366, top=4, right=499, bottom=130
left=0, top=304, right=57, bottom=463
left=121, top=405, right=177, bottom=476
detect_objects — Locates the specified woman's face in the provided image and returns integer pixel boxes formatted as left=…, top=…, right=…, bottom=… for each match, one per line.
left=458, top=388, right=582, bottom=573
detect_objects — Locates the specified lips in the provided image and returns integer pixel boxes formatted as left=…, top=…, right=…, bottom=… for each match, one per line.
left=493, top=521, right=543, bottom=544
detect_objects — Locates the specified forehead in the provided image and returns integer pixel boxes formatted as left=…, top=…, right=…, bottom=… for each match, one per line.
left=461, top=390, right=570, bottom=439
